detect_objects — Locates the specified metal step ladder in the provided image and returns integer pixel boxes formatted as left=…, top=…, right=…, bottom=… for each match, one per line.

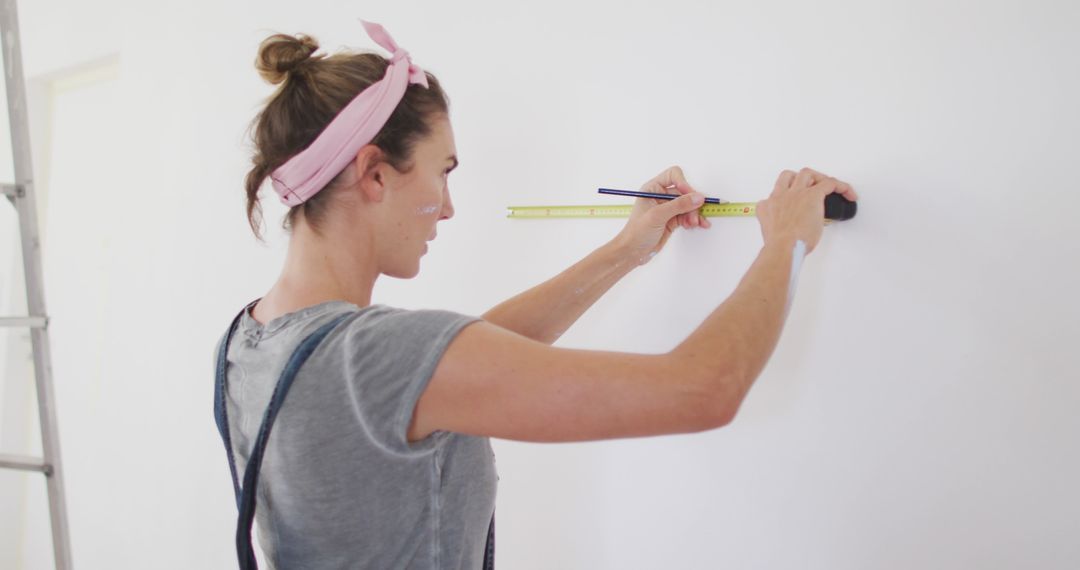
left=0, top=0, right=74, bottom=566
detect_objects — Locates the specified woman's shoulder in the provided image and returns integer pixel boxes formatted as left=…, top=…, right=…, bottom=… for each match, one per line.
left=228, top=298, right=478, bottom=354
left=339, top=304, right=479, bottom=341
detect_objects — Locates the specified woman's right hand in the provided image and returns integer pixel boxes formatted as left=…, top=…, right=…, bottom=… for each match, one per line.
left=755, top=167, right=858, bottom=254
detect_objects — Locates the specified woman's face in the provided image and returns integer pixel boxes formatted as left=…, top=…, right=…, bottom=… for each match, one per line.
left=376, top=115, right=457, bottom=278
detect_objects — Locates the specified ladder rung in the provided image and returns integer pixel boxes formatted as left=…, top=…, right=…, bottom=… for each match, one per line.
left=0, top=316, right=47, bottom=328
left=0, top=453, right=52, bottom=474
left=1, top=183, right=18, bottom=198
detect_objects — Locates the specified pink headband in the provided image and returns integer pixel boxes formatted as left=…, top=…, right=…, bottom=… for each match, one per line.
left=270, top=20, right=429, bottom=207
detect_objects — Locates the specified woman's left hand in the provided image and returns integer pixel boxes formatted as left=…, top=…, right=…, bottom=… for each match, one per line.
left=614, top=166, right=711, bottom=265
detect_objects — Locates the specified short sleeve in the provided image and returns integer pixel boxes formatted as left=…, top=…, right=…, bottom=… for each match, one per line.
left=337, top=307, right=479, bottom=455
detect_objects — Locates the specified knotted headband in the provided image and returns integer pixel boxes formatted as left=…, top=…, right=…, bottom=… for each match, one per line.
left=270, top=20, right=429, bottom=207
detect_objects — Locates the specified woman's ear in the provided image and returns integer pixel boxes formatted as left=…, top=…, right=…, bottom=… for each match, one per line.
left=352, top=144, right=386, bottom=203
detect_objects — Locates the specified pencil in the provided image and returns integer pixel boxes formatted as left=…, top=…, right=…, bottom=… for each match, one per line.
left=597, top=187, right=725, bottom=205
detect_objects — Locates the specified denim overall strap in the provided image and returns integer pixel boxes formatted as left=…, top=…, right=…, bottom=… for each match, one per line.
left=483, top=511, right=495, bottom=570
left=215, top=306, right=354, bottom=569
left=213, top=303, right=254, bottom=508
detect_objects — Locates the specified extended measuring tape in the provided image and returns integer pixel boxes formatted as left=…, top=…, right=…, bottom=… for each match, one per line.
left=506, top=202, right=758, bottom=219
left=507, top=194, right=857, bottom=221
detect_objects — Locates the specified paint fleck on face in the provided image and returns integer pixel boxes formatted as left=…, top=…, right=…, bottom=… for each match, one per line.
left=416, top=204, right=439, bottom=216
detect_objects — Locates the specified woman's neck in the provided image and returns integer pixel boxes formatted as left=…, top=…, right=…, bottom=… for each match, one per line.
left=254, top=219, right=379, bottom=323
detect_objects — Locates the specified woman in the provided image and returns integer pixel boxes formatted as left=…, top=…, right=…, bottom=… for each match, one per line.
left=214, top=21, right=857, bottom=570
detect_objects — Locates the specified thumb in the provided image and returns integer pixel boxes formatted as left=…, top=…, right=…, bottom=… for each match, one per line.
left=651, top=192, right=704, bottom=223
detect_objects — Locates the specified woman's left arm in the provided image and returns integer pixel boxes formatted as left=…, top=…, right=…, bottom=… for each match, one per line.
left=482, top=166, right=710, bottom=344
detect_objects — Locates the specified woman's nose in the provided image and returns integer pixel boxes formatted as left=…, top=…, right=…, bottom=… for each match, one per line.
left=440, top=189, right=455, bottom=220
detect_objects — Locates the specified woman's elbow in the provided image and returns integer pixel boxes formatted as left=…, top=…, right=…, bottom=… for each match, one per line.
left=682, top=365, right=746, bottom=433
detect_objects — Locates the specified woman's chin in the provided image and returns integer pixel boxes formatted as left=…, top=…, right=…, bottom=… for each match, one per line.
left=385, top=259, right=423, bottom=280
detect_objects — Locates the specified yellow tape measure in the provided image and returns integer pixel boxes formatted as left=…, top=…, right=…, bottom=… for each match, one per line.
left=506, top=202, right=759, bottom=219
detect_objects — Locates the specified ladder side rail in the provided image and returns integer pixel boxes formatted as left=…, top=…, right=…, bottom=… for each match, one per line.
left=0, top=0, right=73, bottom=567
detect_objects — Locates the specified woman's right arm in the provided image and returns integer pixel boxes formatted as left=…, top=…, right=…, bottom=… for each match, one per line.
left=409, top=168, right=856, bottom=443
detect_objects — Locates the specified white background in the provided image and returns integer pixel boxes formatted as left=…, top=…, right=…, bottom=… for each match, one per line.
left=1, top=0, right=1077, bottom=568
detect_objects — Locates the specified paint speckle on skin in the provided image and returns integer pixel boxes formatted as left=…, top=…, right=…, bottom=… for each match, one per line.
left=416, top=204, right=439, bottom=215
left=573, top=287, right=585, bottom=296
left=639, top=251, right=658, bottom=264
left=784, top=240, right=807, bottom=315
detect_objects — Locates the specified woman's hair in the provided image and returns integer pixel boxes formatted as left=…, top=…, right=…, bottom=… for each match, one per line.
left=244, top=32, right=449, bottom=240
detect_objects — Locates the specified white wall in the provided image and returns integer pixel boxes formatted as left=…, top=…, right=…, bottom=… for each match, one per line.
left=3, top=0, right=1078, bottom=568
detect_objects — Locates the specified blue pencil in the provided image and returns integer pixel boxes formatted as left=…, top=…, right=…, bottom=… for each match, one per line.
left=598, top=187, right=724, bottom=205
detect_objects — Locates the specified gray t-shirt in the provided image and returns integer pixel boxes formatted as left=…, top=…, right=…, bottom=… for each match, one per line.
left=216, top=300, right=497, bottom=569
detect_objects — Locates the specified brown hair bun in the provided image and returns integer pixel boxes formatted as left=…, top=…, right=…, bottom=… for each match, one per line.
left=255, top=33, right=321, bottom=85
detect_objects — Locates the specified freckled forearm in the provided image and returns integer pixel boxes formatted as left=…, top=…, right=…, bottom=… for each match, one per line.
left=482, top=239, right=635, bottom=344
left=673, top=240, right=797, bottom=414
